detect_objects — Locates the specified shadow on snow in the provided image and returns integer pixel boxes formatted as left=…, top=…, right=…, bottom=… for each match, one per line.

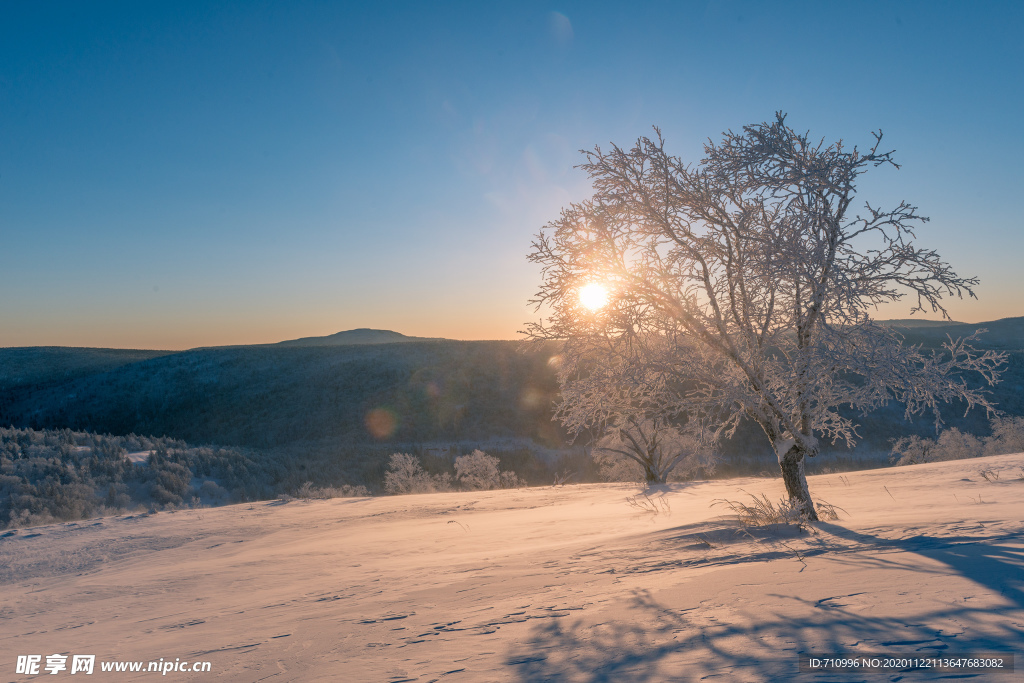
left=505, top=521, right=1024, bottom=682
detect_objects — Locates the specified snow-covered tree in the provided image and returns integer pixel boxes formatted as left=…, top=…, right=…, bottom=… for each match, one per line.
left=455, top=450, right=501, bottom=490
left=526, top=113, right=1006, bottom=520
left=593, top=415, right=715, bottom=484
left=383, top=453, right=452, bottom=494
left=983, top=416, right=1024, bottom=456
left=455, top=450, right=524, bottom=490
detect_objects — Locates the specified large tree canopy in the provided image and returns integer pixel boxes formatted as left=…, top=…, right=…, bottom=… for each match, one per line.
left=527, top=113, right=1006, bottom=519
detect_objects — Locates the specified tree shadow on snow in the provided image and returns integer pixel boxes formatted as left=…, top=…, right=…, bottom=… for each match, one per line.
left=815, top=522, right=1024, bottom=609
left=506, top=590, right=1019, bottom=682
left=506, top=522, right=1024, bottom=682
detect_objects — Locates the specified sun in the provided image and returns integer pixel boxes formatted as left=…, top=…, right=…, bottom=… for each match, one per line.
left=578, top=282, right=609, bottom=311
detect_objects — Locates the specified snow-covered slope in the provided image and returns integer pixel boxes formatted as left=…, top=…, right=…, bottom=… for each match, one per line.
left=3, top=454, right=1023, bottom=682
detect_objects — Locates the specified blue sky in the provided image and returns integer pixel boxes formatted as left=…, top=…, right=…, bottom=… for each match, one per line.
left=2, top=1, right=1022, bottom=348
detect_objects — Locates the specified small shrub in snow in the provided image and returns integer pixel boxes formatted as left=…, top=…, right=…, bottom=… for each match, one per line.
left=934, top=428, right=983, bottom=461
left=326, top=484, right=370, bottom=498
left=383, top=453, right=452, bottom=494
left=499, top=470, right=524, bottom=489
left=890, top=427, right=983, bottom=465
left=978, top=469, right=1000, bottom=483
left=714, top=493, right=804, bottom=526
left=295, top=481, right=319, bottom=499
left=626, top=491, right=670, bottom=514
left=383, top=451, right=523, bottom=495
left=983, top=416, right=1024, bottom=456
left=455, top=450, right=523, bottom=490
left=888, top=435, right=935, bottom=465
left=455, top=450, right=500, bottom=490
left=295, top=481, right=369, bottom=499
left=713, top=492, right=844, bottom=526
left=552, top=469, right=576, bottom=486
left=890, top=416, right=1024, bottom=467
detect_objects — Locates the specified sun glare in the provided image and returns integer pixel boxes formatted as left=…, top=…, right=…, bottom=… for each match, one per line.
left=578, top=282, right=609, bottom=311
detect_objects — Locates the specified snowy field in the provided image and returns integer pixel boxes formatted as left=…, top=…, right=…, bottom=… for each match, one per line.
left=3, top=453, right=1023, bottom=682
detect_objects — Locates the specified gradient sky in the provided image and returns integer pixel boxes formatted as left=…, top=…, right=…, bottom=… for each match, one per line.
left=2, top=1, right=1022, bottom=349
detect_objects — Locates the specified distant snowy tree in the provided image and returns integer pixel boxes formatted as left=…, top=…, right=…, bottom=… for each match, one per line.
left=888, top=435, right=936, bottom=465
left=983, top=416, right=1024, bottom=456
left=592, top=416, right=716, bottom=484
left=455, top=450, right=524, bottom=490
left=527, top=113, right=1006, bottom=519
left=890, top=428, right=983, bottom=465
left=455, top=450, right=501, bottom=490
left=383, top=453, right=452, bottom=494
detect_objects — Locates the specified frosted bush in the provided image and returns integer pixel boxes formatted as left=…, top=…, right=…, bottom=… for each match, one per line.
left=455, top=450, right=524, bottom=490
left=934, top=428, right=983, bottom=461
left=983, top=416, right=1024, bottom=456
left=891, top=427, right=982, bottom=465
left=889, top=435, right=934, bottom=465
left=294, top=481, right=370, bottom=499
left=455, top=450, right=501, bottom=490
left=499, top=470, right=524, bottom=489
left=324, top=484, right=370, bottom=498
left=383, top=453, right=451, bottom=494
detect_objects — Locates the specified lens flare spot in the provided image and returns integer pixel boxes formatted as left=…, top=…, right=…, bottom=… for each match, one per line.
left=520, top=387, right=545, bottom=409
left=365, top=407, right=398, bottom=440
left=425, top=381, right=442, bottom=399
left=579, top=282, right=609, bottom=311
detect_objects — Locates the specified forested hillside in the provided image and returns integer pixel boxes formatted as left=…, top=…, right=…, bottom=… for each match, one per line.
left=0, top=426, right=271, bottom=527
left=1, top=320, right=1022, bottom=469
left=0, top=340, right=564, bottom=449
left=0, top=347, right=175, bottom=393
left=885, top=316, right=1024, bottom=351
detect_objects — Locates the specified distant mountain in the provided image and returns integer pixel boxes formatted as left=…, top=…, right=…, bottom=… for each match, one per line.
left=275, top=328, right=443, bottom=347
left=878, top=316, right=1024, bottom=350
left=877, top=318, right=965, bottom=328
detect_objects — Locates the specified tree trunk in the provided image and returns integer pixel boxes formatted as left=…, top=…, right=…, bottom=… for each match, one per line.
left=779, top=446, right=818, bottom=521
left=644, top=464, right=663, bottom=484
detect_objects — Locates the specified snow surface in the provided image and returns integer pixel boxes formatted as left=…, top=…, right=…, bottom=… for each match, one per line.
left=124, top=450, right=154, bottom=465
left=3, top=453, right=1023, bottom=682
